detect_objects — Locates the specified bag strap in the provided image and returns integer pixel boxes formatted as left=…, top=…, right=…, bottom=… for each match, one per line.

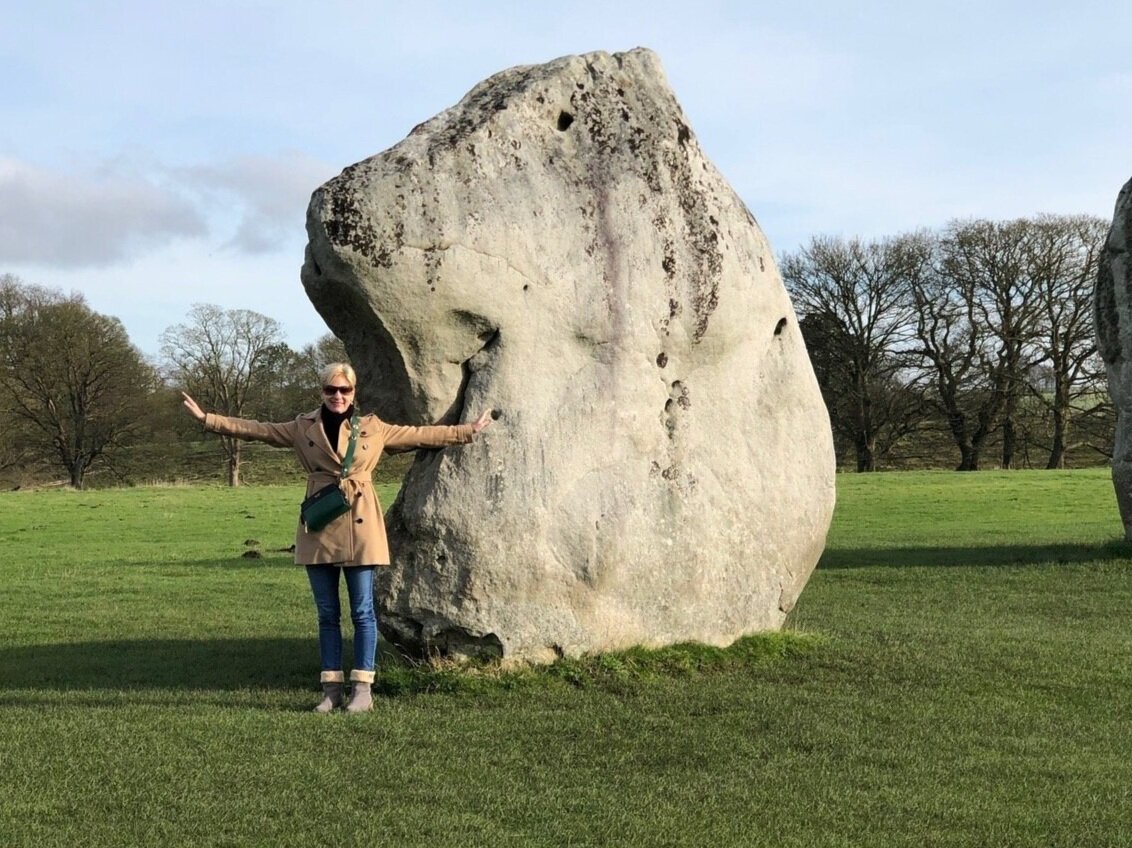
left=339, top=411, right=362, bottom=478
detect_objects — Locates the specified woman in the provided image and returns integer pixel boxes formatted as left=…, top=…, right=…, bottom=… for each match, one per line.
left=181, top=362, right=492, bottom=713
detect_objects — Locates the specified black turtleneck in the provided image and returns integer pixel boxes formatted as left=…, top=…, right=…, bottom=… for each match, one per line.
left=320, top=404, right=355, bottom=453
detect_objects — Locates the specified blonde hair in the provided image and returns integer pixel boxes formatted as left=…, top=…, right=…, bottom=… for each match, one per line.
left=318, top=362, right=356, bottom=388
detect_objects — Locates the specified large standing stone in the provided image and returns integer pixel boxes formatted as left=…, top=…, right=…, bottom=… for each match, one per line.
left=301, top=48, right=836, bottom=662
left=1095, top=176, right=1132, bottom=537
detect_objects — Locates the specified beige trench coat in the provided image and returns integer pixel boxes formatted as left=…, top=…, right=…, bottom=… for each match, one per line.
left=203, top=409, right=474, bottom=566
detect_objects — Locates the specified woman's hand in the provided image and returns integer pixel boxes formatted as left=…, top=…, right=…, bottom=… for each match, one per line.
left=472, top=408, right=495, bottom=434
left=181, top=392, right=207, bottom=423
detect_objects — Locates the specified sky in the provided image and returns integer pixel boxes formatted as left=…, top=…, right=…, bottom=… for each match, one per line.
left=2, top=1, right=1130, bottom=359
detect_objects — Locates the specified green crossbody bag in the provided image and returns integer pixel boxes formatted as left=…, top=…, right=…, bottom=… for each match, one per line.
left=300, top=412, right=361, bottom=532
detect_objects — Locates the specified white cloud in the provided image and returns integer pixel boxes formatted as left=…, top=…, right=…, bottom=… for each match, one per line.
left=0, top=157, right=207, bottom=268
left=0, top=152, right=340, bottom=270
left=178, top=152, right=339, bottom=255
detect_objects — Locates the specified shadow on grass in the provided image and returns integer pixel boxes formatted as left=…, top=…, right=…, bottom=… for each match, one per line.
left=819, top=539, right=1132, bottom=569
left=0, top=632, right=824, bottom=705
left=0, top=638, right=316, bottom=691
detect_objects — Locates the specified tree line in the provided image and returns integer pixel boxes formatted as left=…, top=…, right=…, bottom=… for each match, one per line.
left=782, top=214, right=1112, bottom=471
left=0, top=275, right=347, bottom=489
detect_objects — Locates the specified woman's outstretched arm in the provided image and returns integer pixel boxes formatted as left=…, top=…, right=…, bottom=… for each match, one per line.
left=181, top=392, right=298, bottom=448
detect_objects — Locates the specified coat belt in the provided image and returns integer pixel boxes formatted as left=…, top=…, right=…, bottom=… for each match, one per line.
left=309, top=471, right=371, bottom=492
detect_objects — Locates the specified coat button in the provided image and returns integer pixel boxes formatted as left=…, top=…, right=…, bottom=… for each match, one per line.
left=355, top=517, right=364, bottom=524
left=308, top=440, right=315, bottom=447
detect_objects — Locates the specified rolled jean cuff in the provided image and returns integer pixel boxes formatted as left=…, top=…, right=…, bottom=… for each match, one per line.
left=320, top=670, right=345, bottom=683
left=350, top=669, right=376, bottom=684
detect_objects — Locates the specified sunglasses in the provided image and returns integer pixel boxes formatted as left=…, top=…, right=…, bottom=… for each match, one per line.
left=322, top=385, right=355, bottom=396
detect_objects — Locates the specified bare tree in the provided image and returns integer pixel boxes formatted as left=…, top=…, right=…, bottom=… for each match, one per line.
left=950, top=218, right=1045, bottom=468
left=909, top=259, right=986, bottom=470
left=910, top=220, right=1045, bottom=470
left=784, top=233, right=932, bottom=471
left=160, top=304, right=286, bottom=486
left=0, top=275, right=154, bottom=487
left=1024, top=214, right=1110, bottom=467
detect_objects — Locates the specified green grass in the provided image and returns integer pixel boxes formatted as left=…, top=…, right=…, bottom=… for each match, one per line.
left=1, top=470, right=1130, bottom=847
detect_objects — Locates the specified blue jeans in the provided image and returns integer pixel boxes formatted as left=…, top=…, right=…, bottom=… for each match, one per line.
left=305, top=565, right=377, bottom=672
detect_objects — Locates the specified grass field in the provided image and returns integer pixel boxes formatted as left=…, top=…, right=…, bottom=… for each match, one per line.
left=1, top=469, right=1130, bottom=847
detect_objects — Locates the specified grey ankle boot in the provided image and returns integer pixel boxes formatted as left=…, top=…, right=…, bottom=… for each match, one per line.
left=314, top=671, right=345, bottom=713
left=346, top=670, right=375, bottom=713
